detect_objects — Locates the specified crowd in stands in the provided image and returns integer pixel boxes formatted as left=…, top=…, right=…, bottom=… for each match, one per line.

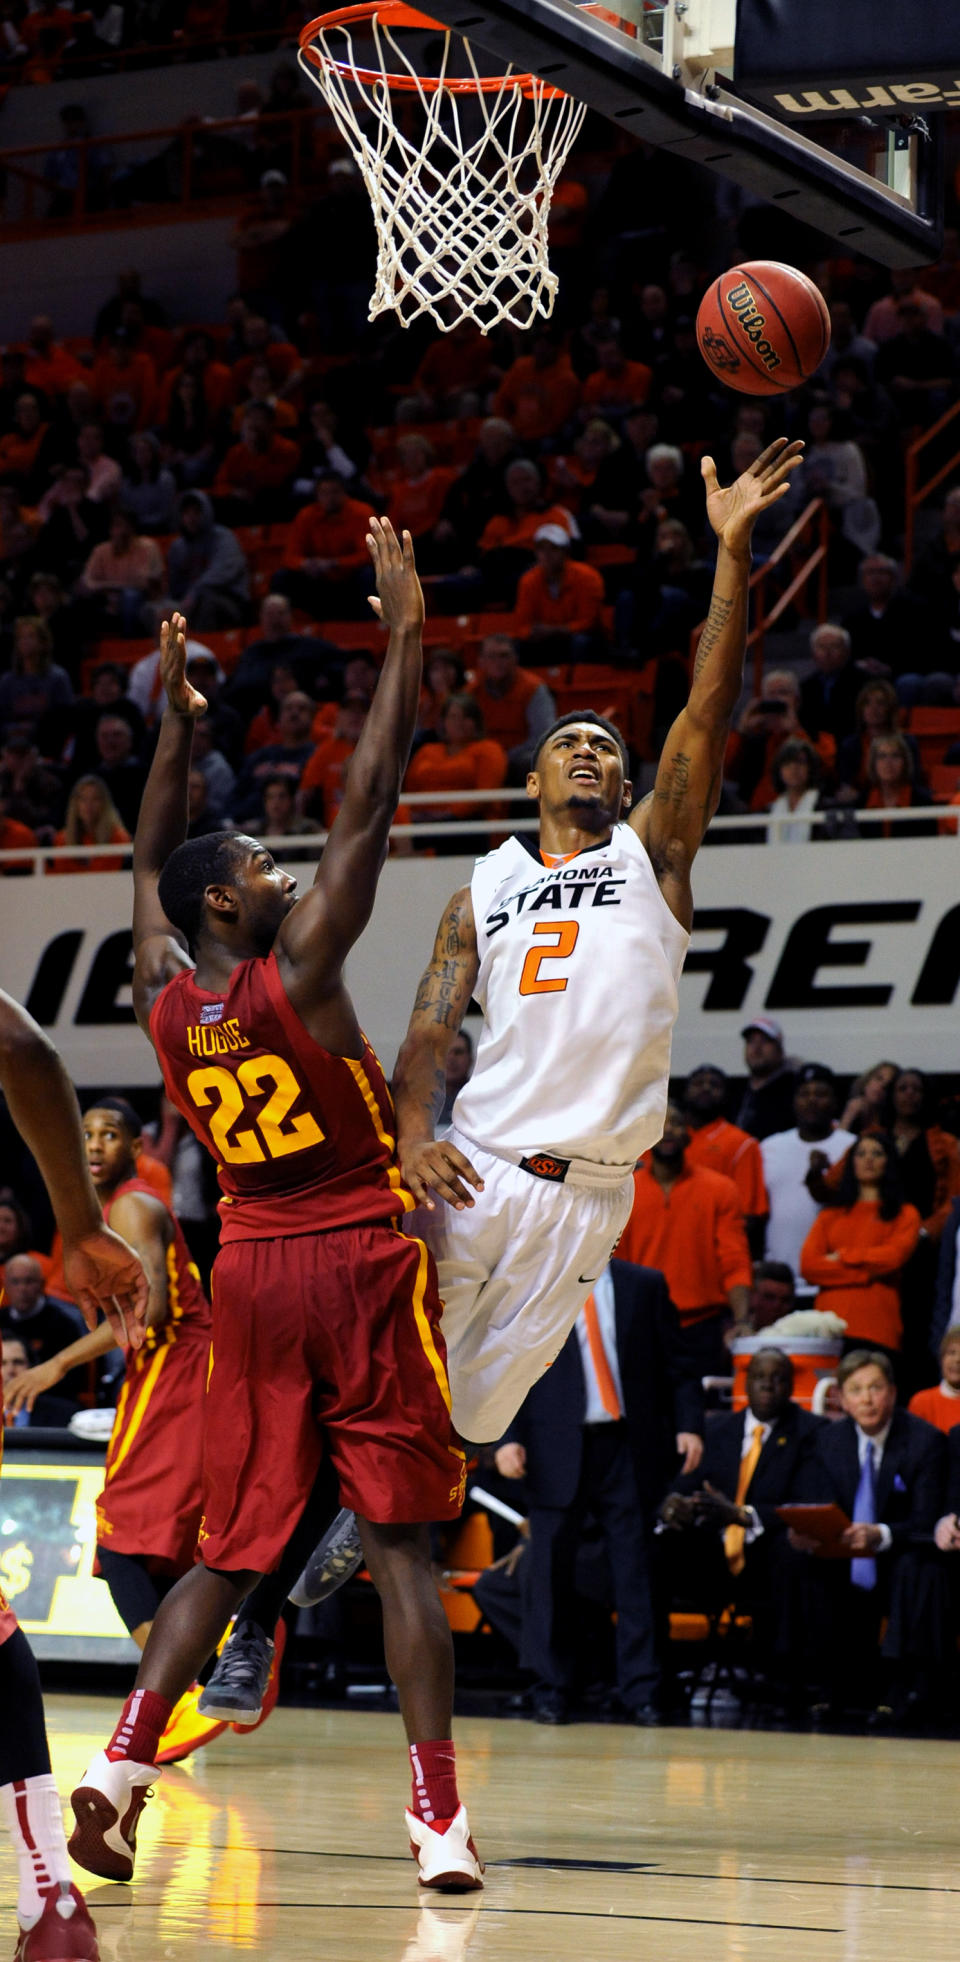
left=1, top=199, right=960, bottom=862
left=0, top=2, right=316, bottom=84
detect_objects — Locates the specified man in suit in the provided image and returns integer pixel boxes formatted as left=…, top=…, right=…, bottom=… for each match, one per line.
left=491, top=1258, right=704, bottom=1725
left=658, top=1348, right=821, bottom=1679
left=793, top=1348, right=947, bottom=1717
left=798, top=623, right=863, bottom=745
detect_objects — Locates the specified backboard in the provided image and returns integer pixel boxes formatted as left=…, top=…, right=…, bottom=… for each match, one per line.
left=414, top=0, right=944, bottom=265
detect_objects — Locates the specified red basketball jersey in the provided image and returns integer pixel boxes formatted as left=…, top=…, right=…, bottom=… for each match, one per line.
left=149, top=952, right=415, bottom=1242
left=103, top=1177, right=211, bottom=1340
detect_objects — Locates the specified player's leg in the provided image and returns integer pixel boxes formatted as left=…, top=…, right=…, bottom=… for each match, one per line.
left=0, top=1620, right=98, bottom=1960
left=359, top=1519, right=482, bottom=1892
left=96, top=1547, right=166, bottom=1651
left=69, top=1562, right=258, bottom=1882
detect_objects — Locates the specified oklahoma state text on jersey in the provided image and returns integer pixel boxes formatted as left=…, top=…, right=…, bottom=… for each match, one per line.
left=150, top=952, right=414, bottom=1241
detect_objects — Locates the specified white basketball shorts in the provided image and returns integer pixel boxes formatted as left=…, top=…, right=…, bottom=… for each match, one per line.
left=412, top=1124, right=634, bottom=1443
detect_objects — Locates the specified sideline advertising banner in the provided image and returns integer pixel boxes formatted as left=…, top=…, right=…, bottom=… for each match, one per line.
left=3, top=837, right=959, bottom=1086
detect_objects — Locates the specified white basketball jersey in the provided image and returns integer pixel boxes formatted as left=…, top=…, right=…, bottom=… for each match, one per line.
left=452, top=825, right=689, bottom=1167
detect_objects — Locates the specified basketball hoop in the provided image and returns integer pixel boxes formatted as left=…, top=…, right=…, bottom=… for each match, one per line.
left=298, top=1, right=587, bottom=332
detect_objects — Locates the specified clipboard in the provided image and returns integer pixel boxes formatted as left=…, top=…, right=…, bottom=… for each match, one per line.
left=776, top=1502, right=851, bottom=1556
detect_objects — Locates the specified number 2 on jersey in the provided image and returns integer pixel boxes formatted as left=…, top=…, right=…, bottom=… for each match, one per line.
left=518, top=920, right=580, bottom=995
left=187, top=1054, right=324, bottom=1164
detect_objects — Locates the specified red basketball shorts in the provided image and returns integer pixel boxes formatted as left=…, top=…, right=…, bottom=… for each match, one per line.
left=198, top=1224, right=466, bottom=1573
left=95, top=1326, right=209, bottom=1572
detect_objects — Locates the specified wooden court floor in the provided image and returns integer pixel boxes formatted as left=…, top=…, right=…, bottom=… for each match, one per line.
left=5, top=1695, right=960, bottom=1961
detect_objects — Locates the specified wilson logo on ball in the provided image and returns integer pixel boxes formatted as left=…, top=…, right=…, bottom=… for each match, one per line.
left=725, top=282, right=782, bottom=371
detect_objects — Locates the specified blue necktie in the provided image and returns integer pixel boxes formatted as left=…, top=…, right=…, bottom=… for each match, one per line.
left=851, top=1439, right=877, bottom=1591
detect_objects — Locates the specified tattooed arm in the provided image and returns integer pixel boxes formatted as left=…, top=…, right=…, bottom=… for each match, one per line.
left=393, top=884, right=485, bottom=1211
left=632, top=437, right=802, bottom=929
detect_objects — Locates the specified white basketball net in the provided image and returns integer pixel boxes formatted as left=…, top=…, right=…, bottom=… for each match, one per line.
left=298, top=15, right=587, bottom=333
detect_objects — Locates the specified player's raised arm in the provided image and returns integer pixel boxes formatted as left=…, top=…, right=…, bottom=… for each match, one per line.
left=393, top=886, right=485, bottom=1211
left=131, top=611, right=206, bottom=1029
left=632, top=437, right=803, bottom=929
left=0, top=990, right=148, bottom=1346
left=276, top=517, right=425, bottom=984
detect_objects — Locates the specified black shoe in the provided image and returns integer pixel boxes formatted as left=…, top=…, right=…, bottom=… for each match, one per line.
left=289, top=1508, right=364, bottom=1607
left=626, top=1701, right=664, bottom=1727
left=531, top=1688, right=571, bottom=1725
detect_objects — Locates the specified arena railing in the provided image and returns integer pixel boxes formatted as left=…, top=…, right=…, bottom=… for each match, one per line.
left=689, top=498, right=830, bottom=697
left=0, top=792, right=955, bottom=875
left=0, top=108, right=321, bottom=237
left=903, top=399, right=960, bottom=574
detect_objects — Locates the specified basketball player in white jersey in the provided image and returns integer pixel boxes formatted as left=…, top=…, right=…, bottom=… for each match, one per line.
left=391, top=434, right=802, bottom=1446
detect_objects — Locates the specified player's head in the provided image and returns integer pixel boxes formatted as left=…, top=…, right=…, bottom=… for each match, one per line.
left=528, top=714, right=630, bottom=832
left=157, top=831, right=298, bottom=958
left=82, top=1097, right=142, bottom=1194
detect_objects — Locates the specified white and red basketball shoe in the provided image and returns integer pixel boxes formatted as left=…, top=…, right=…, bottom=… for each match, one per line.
left=68, top=1754, right=157, bottom=1883
left=14, top=1882, right=99, bottom=1961
left=405, top=1807, right=484, bottom=1891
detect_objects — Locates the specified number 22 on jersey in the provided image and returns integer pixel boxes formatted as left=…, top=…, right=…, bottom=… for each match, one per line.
left=187, top=1053, right=323, bottom=1164
left=518, top=921, right=580, bottom=996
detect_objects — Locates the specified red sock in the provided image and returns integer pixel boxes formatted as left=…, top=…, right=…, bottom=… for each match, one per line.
left=105, top=1689, right=173, bottom=1766
left=409, top=1740, right=460, bottom=1827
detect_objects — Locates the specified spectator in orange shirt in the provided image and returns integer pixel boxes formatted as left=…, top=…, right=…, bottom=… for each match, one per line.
left=403, top=695, right=507, bottom=851
left=297, top=692, right=370, bottom=827
left=78, top=506, right=164, bottom=635
left=230, top=358, right=298, bottom=436
left=727, top=668, right=836, bottom=811
left=158, top=332, right=235, bottom=426
left=230, top=312, right=304, bottom=396
left=479, top=458, right=576, bottom=603
left=47, top=776, right=131, bottom=875
left=275, top=472, right=373, bottom=618
left=683, top=1064, right=768, bottom=1254
left=418, top=648, right=466, bottom=737
left=908, top=1330, right=960, bottom=1434
left=214, top=403, right=300, bottom=521
left=90, top=331, right=157, bottom=433
left=384, top=435, right=456, bottom=560
left=411, top=318, right=499, bottom=417
left=21, top=315, right=84, bottom=399
left=0, top=394, right=57, bottom=504
left=581, top=336, right=652, bottom=419
left=466, top=635, right=556, bottom=771
left=0, top=794, right=37, bottom=875
left=618, top=1102, right=753, bottom=1375
left=514, top=524, right=606, bottom=661
left=492, top=331, right=581, bottom=441
left=800, top=1132, right=922, bottom=1361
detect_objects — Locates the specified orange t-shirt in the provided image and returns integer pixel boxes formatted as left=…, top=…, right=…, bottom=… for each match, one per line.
left=0, top=424, right=50, bottom=484
left=479, top=503, right=574, bottom=554
left=23, top=346, right=85, bottom=397
left=907, top=1385, right=960, bottom=1434
left=0, top=816, right=37, bottom=870
left=300, top=734, right=358, bottom=825
left=46, top=823, right=131, bottom=874
left=467, top=669, right=545, bottom=751
left=90, top=351, right=157, bottom=429
left=283, top=498, right=372, bottom=572
left=386, top=467, right=457, bottom=540
left=214, top=434, right=300, bottom=496
left=799, top=1199, right=922, bottom=1351
left=514, top=559, right=605, bottom=635
left=404, top=738, right=507, bottom=818
left=617, top=1162, right=753, bottom=1325
left=684, top=1119, right=768, bottom=1218
left=493, top=355, right=582, bottom=440
left=159, top=360, right=235, bottom=423
left=582, top=360, right=652, bottom=411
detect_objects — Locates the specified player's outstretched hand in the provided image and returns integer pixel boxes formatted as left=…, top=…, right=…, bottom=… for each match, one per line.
left=701, top=436, right=804, bottom=556
left=3, top=1357, right=61, bottom=1417
left=366, top=516, right=424, bottom=634
left=62, top=1226, right=149, bottom=1348
left=160, top=611, right=207, bottom=718
left=403, top=1137, right=484, bottom=1212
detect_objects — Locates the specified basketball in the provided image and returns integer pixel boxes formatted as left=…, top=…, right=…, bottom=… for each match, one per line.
left=695, top=260, right=831, bottom=395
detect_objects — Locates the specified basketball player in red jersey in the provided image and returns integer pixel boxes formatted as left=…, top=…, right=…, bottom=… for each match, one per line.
left=0, top=991, right=147, bottom=1962
left=68, top=520, right=482, bottom=1895
left=6, top=1099, right=212, bottom=1642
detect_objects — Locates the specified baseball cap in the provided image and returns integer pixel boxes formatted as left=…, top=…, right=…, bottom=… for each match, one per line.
left=796, top=1063, right=835, bottom=1086
left=741, top=1015, right=784, bottom=1043
left=534, top=523, right=570, bottom=547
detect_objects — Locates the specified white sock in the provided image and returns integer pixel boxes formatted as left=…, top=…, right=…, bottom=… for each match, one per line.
left=0, top=1774, right=72, bottom=1924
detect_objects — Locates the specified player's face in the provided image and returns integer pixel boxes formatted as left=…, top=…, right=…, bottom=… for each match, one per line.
left=528, top=723, right=629, bottom=827
left=82, top=1109, right=139, bottom=1193
left=233, top=840, right=299, bottom=945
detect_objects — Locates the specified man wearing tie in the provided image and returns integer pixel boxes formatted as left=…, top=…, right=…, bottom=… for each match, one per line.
left=494, top=1259, right=704, bottom=1725
left=658, top=1348, right=821, bottom=1686
left=793, top=1348, right=947, bottom=1718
